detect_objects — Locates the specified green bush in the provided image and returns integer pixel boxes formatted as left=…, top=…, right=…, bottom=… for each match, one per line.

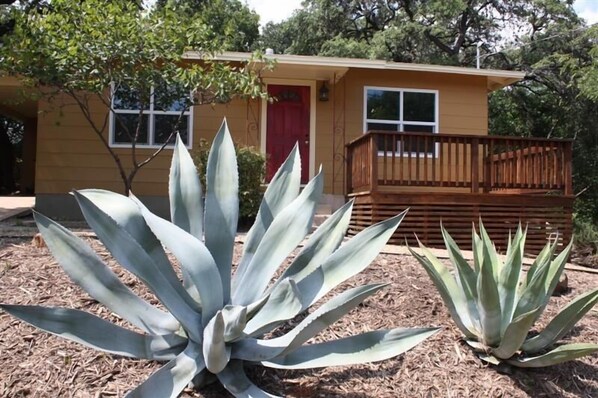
left=193, top=138, right=265, bottom=222
left=573, top=213, right=598, bottom=253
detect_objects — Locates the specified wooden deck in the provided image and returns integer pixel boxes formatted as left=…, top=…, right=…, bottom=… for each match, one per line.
left=346, top=131, right=574, bottom=254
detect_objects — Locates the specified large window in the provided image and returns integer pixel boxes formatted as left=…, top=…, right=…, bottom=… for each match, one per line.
left=110, top=84, right=192, bottom=148
left=364, top=86, right=438, bottom=155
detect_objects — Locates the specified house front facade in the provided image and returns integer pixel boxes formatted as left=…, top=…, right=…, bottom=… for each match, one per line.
left=1, top=52, right=573, bottom=253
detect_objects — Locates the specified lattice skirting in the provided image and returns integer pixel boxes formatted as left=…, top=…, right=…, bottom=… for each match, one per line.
left=348, top=192, right=574, bottom=255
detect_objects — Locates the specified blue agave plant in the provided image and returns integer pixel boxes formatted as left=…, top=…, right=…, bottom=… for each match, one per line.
left=1, top=120, right=438, bottom=397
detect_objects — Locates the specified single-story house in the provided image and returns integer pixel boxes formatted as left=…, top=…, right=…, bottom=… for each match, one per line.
left=0, top=52, right=574, bottom=253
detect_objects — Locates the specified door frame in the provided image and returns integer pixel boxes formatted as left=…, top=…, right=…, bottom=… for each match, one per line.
left=260, top=78, right=317, bottom=182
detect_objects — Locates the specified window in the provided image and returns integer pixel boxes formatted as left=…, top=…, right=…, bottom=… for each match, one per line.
left=110, top=84, right=192, bottom=148
left=364, top=87, right=438, bottom=155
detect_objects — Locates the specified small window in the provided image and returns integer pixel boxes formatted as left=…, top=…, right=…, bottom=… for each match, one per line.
left=364, top=87, right=437, bottom=155
left=110, top=84, right=192, bottom=147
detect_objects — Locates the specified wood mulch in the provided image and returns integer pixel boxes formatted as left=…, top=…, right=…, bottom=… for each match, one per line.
left=1, top=224, right=598, bottom=398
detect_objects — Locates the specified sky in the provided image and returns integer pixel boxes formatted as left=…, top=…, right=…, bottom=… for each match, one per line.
left=245, top=0, right=598, bottom=26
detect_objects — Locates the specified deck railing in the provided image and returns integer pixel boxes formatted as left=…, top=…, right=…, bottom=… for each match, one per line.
left=346, top=131, right=573, bottom=195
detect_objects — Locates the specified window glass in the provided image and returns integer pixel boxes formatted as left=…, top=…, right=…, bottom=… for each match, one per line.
left=153, top=83, right=189, bottom=112
left=154, top=115, right=189, bottom=144
left=364, top=87, right=437, bottom=155
left=112, top=84, right=191, bottom=146
left=113, top=85, right=149, bottom=110
left=403, top=92, right=435, bottom=122
left=113, top=114, right=149, bottom=144
left=402, top=125, right=435, bottom=154
left=367, top=122, right=399, bottom=131
left=367, top=90, right=400, bottom=121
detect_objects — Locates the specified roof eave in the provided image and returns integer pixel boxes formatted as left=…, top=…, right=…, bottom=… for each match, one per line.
left=184, top=51, right=525, bottom=90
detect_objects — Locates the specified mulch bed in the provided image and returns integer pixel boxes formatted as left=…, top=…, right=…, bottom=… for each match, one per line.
left=1, top=229, right=598, bottom=398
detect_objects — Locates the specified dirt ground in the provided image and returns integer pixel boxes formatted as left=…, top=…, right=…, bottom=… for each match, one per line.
left=1, top=220, right=598, bottom=398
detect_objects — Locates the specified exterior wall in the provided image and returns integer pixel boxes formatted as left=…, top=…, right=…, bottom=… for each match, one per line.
left=338, top=68, right=488, bottom=194
left=33, top=68, right=489, bottom=217
left=35, top=94, right=259, bottom=197
left=342, top=68, right=488, bottom=140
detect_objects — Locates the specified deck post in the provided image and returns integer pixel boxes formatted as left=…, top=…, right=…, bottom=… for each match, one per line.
left=346, top=143, right=352, bottom=196
left=471, top=137, right=479, bottom=193
left=370, top=133, right=378, bottom=193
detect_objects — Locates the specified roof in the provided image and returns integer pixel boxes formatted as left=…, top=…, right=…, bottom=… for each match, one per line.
left=184, top=51, right=525, bottom=92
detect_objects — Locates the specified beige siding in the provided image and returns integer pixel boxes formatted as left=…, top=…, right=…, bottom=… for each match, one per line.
left=35, top=69, right=489, bottom=197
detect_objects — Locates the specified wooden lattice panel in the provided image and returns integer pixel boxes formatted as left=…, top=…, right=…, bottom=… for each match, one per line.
left=348, top=192, right=574, bottom=255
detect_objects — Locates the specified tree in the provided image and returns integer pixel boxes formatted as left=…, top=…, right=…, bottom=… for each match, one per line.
left=156, top=0, right=260, bottom=52
left=261, top=0, right=579, bottom=66
left=0, top=0, right=267, bottom=194
left=489, top=23, right=598, bottom=222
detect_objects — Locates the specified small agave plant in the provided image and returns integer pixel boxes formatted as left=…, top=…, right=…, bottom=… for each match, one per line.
left=410, top=222, right=598, bottom=367
left=1, top=120, right=438, bottom=397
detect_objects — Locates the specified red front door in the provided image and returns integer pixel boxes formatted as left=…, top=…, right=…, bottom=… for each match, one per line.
left=266, top=85, right=310, bottom=183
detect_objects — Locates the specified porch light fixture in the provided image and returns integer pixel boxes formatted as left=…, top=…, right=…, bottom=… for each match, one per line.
left=319, top=81, right=329, bottom=102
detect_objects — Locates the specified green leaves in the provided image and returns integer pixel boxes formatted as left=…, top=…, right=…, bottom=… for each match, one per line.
left=413, top=221, right=596, bottom=368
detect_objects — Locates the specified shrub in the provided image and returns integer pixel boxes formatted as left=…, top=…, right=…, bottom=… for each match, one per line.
left=0, top=120, right=438, bottom=397
left=573, top=213, right=598, bottom=253
left=193, top=138, right=265, bottom=223
left=410, top=222, right=598, bottom=367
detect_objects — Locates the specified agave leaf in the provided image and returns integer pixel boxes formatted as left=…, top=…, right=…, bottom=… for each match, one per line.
left=498, top=226, right=525, bottom=335
left=278, top=200, right=354, bottom=284
left=479, top=221, right=502, bottom=281
left=77, top=189, right=201, bottom=310
left=262, top=327, right=440, bottom=369
left=442, top=225, right=477, bottom=299
left=33, top=212, right=178, bottom=335
left=542, top=241, right=573, bottom=302
left=74, top=193, right=202, bottom=342
left=233, top=144, right=301, bottom=292
left=0, top=305, right=186, bottom=360
left=409, top=240, right=477, bottom=339
left=232, top=284, right=388, bottom=361
left=298, top=212, right=406, bottom=307
left=232, top=170, right=323, bottom=306
left=441, top=226, right=480, bottom=330
left=522, top=288, right=598, bottom=353
left=471, top=226, right=483, bottom=273
left=133, top=196, right=224, bottom=327
left=218, top=360, right=281, bottom=398
left=244, top=279, right=303, bottom=337
left=246, top=295, right=270, bottom=320
left=169, top=134, right=204, bottom=240
left=525, top=238, right=557, bottom=289
left=514, top=241, right=571, bottom=321
left=126, top=342, right=205, bottom=398
left=476, top=244, right=502, bottom=347
left=203, top=311, right=232, bottom=373
left=204, top=120, right=239, bottom=303
left=505, top=224, right=526, bottom=260
left=169, top=135, right=205, bottom=301
left=491, top=306, right=542, bottom=360
left=506, top=343, right=598, bottom=367
left=514, top=264, right=551, bottom=323
left=222, top=305, right=248, bottom=342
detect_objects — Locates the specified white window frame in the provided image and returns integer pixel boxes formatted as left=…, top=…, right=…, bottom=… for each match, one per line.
left=109, top=85, right=194, bottom=149
left=363, top=86, right=439, bottom=157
